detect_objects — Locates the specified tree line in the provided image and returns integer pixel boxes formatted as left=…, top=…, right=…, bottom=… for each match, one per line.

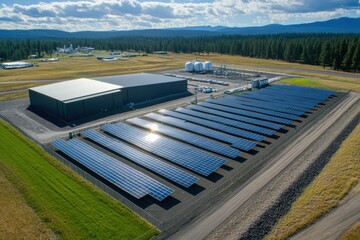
left=0, top=33, right=359, bottom=72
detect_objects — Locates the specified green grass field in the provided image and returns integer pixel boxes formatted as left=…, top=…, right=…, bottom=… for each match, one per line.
left=279, top=77, right=360, bottom=91
left=0, top=119, right=159, bottom=239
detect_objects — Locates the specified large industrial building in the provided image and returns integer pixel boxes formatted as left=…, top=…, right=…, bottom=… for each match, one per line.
left=29, top=73, right=187, bottom=121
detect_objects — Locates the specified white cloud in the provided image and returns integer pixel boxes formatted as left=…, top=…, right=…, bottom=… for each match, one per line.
left=0, top=0, right=358, bottom=31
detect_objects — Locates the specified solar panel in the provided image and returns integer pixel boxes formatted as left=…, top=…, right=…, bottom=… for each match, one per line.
left=205, top=98, right=299, bottom=120
left=264, top=87, right=328, bottom=101
left=101, top=123, right=227, bottom=176
left=159, top=109, right=265, bottom=141
left=187, top=104, right=284, bottom=130
left=254, top=90, right=320, bottom=105
left=228, top=95, right=309, bottom=112
left=82, top=129, right=199, bottom=187
left=233, top=94, right=314, bottom=110
left=245, top=92, right=317, bottom=109
left=144, top=112, right=256, bottom=151
left=198, top=102, right=293, bottom=125
left=225, top=95, right=305, bottom=115
left=126, top=117, right=240, bottom=158
left=176, top=107, right=275, bottom=136
left=270, top=85, right=335, bottom=96
left=52, top=138, right=174, bottom=201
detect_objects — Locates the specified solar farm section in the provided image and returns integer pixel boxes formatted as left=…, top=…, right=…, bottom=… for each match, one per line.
left=51, top=84, right=335, bottom=230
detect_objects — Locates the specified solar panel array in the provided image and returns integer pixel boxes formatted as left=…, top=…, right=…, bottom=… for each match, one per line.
left=144, top=112, right=256, bottom=151
left=175, top=107, right=275, bottom=136
left=126, top=117, right=240, bottom=158
left=225, top=95, right=305, bottom=115
left=101, top=122, right=227, bottom=176
left=52, top=138, right=174, bottom=201
left=159, top=109, right=264, bottom=141
left=187, top=104, right=284, bottom=130
left=51, top=84, right=334, bottom=202
left=198, top=102, right=292, bottom=125
left=205, top=98, right=299, bottom=120
left=82, top=129, right=199, bottom=187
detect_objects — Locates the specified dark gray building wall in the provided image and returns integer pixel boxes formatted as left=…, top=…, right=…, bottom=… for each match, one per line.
left=29, top=89, right=59, bottom=118
left=171, top=80, right=187, bottom=94
left=125, top=80, right=187, bottom=103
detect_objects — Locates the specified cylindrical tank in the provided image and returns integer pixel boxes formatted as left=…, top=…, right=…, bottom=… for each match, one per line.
left=203, top=61, right=213, bottom=71
left=185, top=62, right=194, bottom=72
left=194, top=62, right=203, bottom=72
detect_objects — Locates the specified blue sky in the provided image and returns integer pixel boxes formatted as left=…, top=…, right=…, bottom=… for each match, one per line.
left=0, top=0, right=359, bottom=31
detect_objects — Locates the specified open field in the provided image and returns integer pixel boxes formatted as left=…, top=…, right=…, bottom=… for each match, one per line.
left=280, top=77, right=360, bottom=92
left=265, top=123, right=360, bottom=240
left=0, top=118, right=158, bottom=239
left=0, top=53, right=358, bottom=97
left=0, top=171, right=56, bottom=240
left=341, top=221, right=360, bottom=240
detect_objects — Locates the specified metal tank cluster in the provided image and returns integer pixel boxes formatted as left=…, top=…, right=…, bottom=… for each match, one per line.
left=185, top=60, right=213, bottom=72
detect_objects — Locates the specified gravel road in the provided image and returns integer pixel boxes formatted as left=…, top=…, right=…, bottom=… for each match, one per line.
left=169, top=92, right=360, bottom=240
left=291, top=193, right=360, bottom=240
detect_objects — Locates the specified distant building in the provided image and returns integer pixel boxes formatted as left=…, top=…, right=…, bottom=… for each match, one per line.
left=154, top=51, right=168, bottom=54
left=57, top=44, right=94, bottom=54
left=41, top=58, right=59, bottom=62
left=251, top=77, right=269, bottom=88
left=1, top=61, right=33, bottom=69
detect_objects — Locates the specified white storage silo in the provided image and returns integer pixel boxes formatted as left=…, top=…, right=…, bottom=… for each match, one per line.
left=194, top=62, right=203, bottom=72
left=203, top=61, right=213, bottom=71
left=185, top=62, right=194, bottom=72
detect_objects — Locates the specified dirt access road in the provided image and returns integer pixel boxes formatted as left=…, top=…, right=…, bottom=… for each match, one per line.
left=169, top=92, right=360, bottom=240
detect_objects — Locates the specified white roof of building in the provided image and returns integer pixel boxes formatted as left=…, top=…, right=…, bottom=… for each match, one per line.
left=2, top=61, right=33, bottom=66
left=29, top=78, right=121, bottom=102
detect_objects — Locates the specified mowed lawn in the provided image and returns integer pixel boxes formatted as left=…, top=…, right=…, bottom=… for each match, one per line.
left=0, top=119, right=159, bottom=239
left=279, top=77, right=360, bottom=92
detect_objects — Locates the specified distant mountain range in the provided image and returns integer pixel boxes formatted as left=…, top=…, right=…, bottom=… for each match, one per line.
left=0, top=17, right=359, bottom=39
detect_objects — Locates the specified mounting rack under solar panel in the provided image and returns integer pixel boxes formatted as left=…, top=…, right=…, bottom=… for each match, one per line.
left=225, top=95, right=305, bottom=116
left=198, top=102, right=293, bottom=125
left=126, top=117, right=240, bottom=159
left=144, top=112, right=256, bottom=151
left=176, top=107, right=275, bottom=136
left=101, top=123, right=226, bottom=176
left=52, top=139, right=173, bottom=201
left=228, top=95, right=309, bottom=112
left=205, top=98, right=298, bottom=120
left=82, top=129, right=199, bottom=187
left=187, top=104, right=284, bottom=130
left=159, top=109, right=264, bottom=141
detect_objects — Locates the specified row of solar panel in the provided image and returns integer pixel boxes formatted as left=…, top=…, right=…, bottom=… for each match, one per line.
left=52, top=138, right=174, bottom=201
left=144, top=112, right=256, bottom=150
left=82, top=129, right=199, bottom=188
left=126, top=117, right=241, bottom=158
left=101, top=123, right=227, bottom=177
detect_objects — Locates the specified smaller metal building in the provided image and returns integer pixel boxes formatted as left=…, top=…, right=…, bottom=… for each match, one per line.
left=2, top=61, right=33, bottom=69
left=29, top=73, right=187, bottom=122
